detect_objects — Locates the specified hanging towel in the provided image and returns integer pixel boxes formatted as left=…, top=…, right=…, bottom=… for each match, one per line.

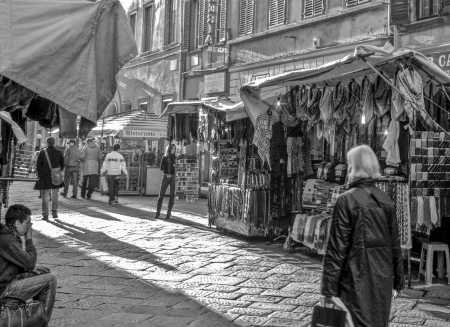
left=423, top=196, right=431, bottom=231
left=430, top=196, right=438, bottom=226
left=383, top=120, right=401, bottom=167
left=417, top=196, right=424, bottom=228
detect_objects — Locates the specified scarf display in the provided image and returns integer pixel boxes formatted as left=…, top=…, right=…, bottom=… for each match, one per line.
left=290, top=213, right=332, bottom=255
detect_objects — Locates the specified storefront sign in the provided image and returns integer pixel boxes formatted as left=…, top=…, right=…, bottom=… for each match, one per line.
left=425, top=47, right=450, bottom=75
left=204, top=72, right=226, bottom=94
left=122, top=129, right=166, bottom=138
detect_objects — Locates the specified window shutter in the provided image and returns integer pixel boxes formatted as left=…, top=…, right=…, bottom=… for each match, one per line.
left=217, top=0, right=227, bottom=41
left=239, top=0, right=255, bottom=35
left=182, top=1, right=191, bottom=50
left=303, top=0, right=325, bottom=19
left=143, top=6, right=153, bottom=52
left=198, top=0, right=208, bottom=46
left=390, top=0, right=409, bottom=25
left=129, top=13, right=136, bottom=36
left=269, top=0, right=286, bottom=28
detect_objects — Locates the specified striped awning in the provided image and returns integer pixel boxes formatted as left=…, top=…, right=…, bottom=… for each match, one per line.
left=89, top=110, right=167, bottom=139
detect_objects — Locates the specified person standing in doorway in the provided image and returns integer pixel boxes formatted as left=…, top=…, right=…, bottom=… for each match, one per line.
left=62, top=139, right=81, bottom=199
left=100, top=144, right=127, bottom=206
left=80, top=138, right=102, bottom=199
left=321, top=145, right=404, bottom=327
left=156, top=144, right=176, bottom=219
left=35, top=137, right=64, bottom=220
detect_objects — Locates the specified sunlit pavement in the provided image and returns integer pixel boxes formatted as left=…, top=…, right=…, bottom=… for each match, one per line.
left=6, top=182, right=450, bottom=326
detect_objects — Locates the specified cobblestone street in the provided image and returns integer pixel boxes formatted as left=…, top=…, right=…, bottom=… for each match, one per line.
left=6, top=182, right=450, bottom=326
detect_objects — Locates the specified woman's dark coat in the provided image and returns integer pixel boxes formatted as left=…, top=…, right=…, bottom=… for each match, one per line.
left=35, top=146, right=65, bottom=190
left=321, top=178, right=404, bottom=327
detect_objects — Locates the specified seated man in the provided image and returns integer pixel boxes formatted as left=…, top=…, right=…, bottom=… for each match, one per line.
left=0, top=204, right=56, bottom=323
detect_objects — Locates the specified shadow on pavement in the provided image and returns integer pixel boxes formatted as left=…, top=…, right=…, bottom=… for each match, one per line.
left=49, top=219, right=177, bottom=272
left=33, top=230, right=238, bottom=327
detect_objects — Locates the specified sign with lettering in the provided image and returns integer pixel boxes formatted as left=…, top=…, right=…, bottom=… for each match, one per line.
left=122, top=129, right=166, bottom=138
left=425, top=46, right=450, bottom=75
left=204, top=72, right=226, bottom=94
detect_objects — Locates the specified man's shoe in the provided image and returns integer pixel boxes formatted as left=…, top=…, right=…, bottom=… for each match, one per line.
left=71, top=195, right=77, bottom=199
left=52, top=212, right=58, bottom=219
left=60, top=192, right=67, bottom=197
left=42, top=216, right=49, bottom=221
left=86, top=195, right=91, bottom=200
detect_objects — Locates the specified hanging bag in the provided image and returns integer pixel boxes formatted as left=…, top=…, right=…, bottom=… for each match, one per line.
left=44, top=149, right=63, bottom=186
left=0, top=297, right=47, bottom=327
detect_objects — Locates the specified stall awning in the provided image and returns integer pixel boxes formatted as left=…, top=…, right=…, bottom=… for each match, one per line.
left=240, top=45, right=450, bottom=125
left=89, top=110, right=167, bottom=139
left=160, top=98, right=246, bottom=122
left=0, top=0, right=137, bottom=128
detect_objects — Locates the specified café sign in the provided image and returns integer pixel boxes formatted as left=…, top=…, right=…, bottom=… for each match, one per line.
left=122, top=129, right=166, bottom=138
left=425, top=46, right=450, bottom=75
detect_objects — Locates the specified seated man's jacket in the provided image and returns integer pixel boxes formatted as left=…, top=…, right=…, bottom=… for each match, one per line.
left=0, top=225, right=37, bottom=294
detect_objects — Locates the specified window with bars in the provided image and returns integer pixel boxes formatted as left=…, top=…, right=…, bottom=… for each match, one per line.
left=303, top=0, right=325, bottom=19
left=239, top=0, right=255, bottom=36
left=268, top=0, right=286, bottom=28
left=165, top=0, right=176, bottom=45
left=345, top=0, right=370, bottom=7
left=416, top=0, right=442, bottom=19
left=143, top=5, right=154, bottom=52
left=129, top=13, right=136, bottom=37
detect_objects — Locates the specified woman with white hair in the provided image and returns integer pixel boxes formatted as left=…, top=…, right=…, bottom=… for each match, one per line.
left=321, top=145, right=404, bottom=327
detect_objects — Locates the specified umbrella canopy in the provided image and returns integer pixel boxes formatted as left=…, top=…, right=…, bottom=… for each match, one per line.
left=0, top=0, right=137, bottom=126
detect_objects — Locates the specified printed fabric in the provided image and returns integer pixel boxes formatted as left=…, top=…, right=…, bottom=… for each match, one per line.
left=253, top=113, right=272, bottom=168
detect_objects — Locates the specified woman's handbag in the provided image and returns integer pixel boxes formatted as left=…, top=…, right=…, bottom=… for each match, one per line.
left=0, top=297, right=47, bottom=327
left=44, top=150, right=63, bottom=186
left=311, top=305, right=347, bottom=327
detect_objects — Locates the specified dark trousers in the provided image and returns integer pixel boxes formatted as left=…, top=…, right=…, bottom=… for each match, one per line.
left=156, top=174, right=175, bottom=217
left=106, top=175, right=119, bottom=204
left=81, top=174, right=98, bottom=198
left=0, top=273, right=57, bottom=323
left=63, top=167, right=79, bottom=197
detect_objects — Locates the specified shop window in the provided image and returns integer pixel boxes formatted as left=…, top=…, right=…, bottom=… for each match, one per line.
left=345, top=0, right=370, bottom=7
left=303, top=0, right=326, bottom=19
left=268, top=0, right=287, bottom=28
left=165, top=0, right=176, bottom=45
left=239, top=0, right=255, bottom=36
left=129, top=12, right=136, bottom=37
left=138, top=98, right=151, bottom=113
left=416, top=0, right=441, bottom=19
left=143, top=4, right=154, bottom=52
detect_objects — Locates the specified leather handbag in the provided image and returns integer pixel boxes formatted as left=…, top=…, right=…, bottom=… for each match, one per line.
left=0, top=297, right=47, bottom=327
left=311, top=305, right=346, bottom=327
left=44, top=149, right=63, bottom=186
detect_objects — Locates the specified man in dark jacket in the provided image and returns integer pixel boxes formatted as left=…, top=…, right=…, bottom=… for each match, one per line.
left=35, top=137, right=64, bottom=220
left=155, top=144, right=176, bottom=219
left=0, top=204, right=57, bottom=323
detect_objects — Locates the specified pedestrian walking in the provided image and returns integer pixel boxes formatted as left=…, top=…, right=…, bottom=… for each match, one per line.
left=321, top=145, right=404, bottom=327
left=80, top=138, right=102, bottom=199
left=61, top=139, right=81, bottom=199
left=100, top=144, right=127, bottom=206
left=35, top=137, right=64, bottom=220
left=155, top=144, right=176, bottom=219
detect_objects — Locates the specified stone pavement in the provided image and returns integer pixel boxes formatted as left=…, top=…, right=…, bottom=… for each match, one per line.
left=4, top=182, right=450, bottom=326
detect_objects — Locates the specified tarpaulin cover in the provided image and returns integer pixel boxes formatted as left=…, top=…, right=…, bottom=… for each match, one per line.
left=240, top=45, right=450, bottom=126
left=0, top=0, right=137, bottom=124
left=160, top=98, right=246, bottom=122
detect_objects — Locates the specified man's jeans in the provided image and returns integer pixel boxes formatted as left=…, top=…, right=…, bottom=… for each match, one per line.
left=81, top=174, right=98, bottom=198
left=1, top=273, right=57, bottom=323
left=41, top=188, right=58, bottom=218
left=156, top=174, right=175, bottom=218
left=106, top=175, right=119, bottom=204
left=63, top=167, right=79, bottom=197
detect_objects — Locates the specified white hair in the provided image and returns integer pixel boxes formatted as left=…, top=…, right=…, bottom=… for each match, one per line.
left=347, top=145, right=381, bottom=183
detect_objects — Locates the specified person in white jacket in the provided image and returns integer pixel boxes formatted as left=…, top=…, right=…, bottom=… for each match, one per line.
left=100, top=144, right=128, bottom=205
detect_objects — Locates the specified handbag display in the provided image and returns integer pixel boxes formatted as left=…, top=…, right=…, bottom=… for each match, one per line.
left=44, top=149, right=63, bottom=186
left=0, top=297, right=47, bottom=327
left=311, top=305, right=347, bottom=327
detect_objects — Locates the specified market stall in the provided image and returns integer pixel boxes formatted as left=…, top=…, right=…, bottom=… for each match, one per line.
left=89, top=110, right=167, bottom=195
left=0, top=0, right=136, bottom=210
left=238, top=44, right=450, bottom=284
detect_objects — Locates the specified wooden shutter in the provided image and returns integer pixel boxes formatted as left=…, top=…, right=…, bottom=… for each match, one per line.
left=129, top=13, right=136, bottom=36
left=217, top=0, right=227, bottom=41
left=143, top=6, right=153, bottom=51
left=303, top=0, right=325, bottom=19
left=390, top=0, right=410, bottom=25
left=182, top=0, right=191, bottom=50
left=198, top=0, right=208, bottom=46
left=239, top=0, right=255, bottom=35
left=269, top=0, right=286, bottom=27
